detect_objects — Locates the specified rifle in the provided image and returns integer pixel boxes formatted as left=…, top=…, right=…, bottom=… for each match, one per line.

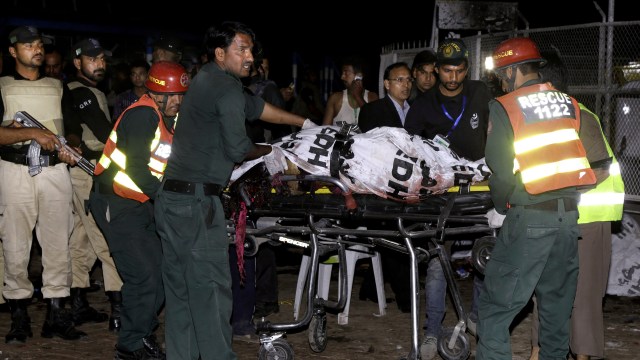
left=13, top=111, right=95, bottom=176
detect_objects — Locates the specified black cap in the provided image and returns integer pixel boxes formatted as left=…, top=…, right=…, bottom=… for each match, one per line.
left=437, top=39, right=469, bottom=66
left=8, top=26, right=50, bottom=45
left=412, top=50, right=437, bottom=70
left=154, top=35, right=183, bottom=56
left=73, top=38, right=112, bottom=57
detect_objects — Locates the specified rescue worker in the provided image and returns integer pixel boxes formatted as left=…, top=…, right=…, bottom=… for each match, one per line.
left=66, top=37, right=123, bottom=332
left=478, top=37, right=599, bottom=360
left=1, top=25, right=86, bottom=344
left=154, top=21, right=315, bottom=360
left=89, top=61, right=189, bottom=360
left=529, top=52, right=625, bottom=360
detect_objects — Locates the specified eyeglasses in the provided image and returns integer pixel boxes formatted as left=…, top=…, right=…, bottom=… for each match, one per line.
left=388, top=77, right=414, bottom=84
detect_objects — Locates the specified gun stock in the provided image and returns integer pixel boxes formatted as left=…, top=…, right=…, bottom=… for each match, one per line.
left=14, top=111, right=95, bottom=175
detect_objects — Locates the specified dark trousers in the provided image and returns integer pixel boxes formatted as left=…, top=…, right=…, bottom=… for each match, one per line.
left=477, top=202, right=579, bottom=360
left=255, top=245, right=278, bottom=304
left=89, top=192, right=164, bottom=352
left=229, top=246, right=255, bottom=334
left=155, top=188, right=235, bottom=360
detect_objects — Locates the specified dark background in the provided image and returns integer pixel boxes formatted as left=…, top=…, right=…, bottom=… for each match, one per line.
left=1, top=0, right=636, bottom=89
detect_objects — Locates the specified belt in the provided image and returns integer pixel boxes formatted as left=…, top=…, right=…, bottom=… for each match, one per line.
left=0, top=152, right=60, bottom=166
left=91, top=182, right=116, bottom=195
left=163, top=179, right=223, bottom=197
left=523, top=197, right=577, bottom=212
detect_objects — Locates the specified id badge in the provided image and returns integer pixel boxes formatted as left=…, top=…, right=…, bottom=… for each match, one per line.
left=433, top=134, right=450, bottom=148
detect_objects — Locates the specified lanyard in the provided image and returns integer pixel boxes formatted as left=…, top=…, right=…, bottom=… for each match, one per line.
left=441, top=95, right=467, bottom=138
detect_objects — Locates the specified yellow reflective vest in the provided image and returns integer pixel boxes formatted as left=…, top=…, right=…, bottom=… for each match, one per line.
left=497, top=82, right=596, bottom=194
left=94, top=94, right=173, bottom=202
left=577, top=104, right=625, bottom=223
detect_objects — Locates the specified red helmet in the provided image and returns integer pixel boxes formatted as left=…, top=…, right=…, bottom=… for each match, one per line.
left=145, top=61, right=189, bottom=94
left=492, top=37, right=546, bottom=70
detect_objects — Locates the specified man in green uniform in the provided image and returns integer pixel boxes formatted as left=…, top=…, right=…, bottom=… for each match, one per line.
left=478, top=38, right=598, bottom=360
left=154, top=21, right=314, bottom=360
left=90, top=61, right=189, bottom=360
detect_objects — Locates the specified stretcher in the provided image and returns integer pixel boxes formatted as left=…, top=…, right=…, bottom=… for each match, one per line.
left=225, top=162, right=496, bottom=360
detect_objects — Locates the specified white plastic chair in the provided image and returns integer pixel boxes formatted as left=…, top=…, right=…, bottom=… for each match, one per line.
left=293, top=244, right=386, bottom=325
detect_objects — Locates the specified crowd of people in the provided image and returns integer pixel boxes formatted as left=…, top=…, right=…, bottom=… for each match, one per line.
left=0, top=20, right=624, bottom=360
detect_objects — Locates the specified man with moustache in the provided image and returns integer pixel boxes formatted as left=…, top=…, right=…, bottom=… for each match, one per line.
left=404, top=38, right=491, bottom=360
left=0, top=25, right=85, bottom=344
left=66, top=38, right=123, bottom=332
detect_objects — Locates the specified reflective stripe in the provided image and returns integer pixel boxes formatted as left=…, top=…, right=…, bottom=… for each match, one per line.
left=114, top=171, right=144, bottom=193
left=514, top=128, right=579, bottom=154
left=520, top=157, right=591, bottom=183
left=609, top=162, right=620, bottom=175
left=98, top=156, right=111, bottom=169
left=579, top=192, right=625, bottom=206
left=148, top=157, right=166, bottom=173
left=110, top=148, right=127, bottom=169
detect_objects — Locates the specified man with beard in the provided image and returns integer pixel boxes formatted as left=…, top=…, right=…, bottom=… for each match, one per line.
left=65, top=38, right=124, bottom=333
left=404, top=38, right=491, bottom=360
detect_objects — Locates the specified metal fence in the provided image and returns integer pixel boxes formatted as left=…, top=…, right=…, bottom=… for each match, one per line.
left=382, top=20, right=640, bottom=200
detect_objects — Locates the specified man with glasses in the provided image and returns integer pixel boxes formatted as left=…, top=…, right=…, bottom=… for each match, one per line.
left=404, top=38, right=491, bottom=360
left=356, top=61, right=416, bottom=313
left=358, top=62, right=412, bottom=132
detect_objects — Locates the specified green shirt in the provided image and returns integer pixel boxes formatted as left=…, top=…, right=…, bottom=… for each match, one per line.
left=164, top=62, right=265, bottom=185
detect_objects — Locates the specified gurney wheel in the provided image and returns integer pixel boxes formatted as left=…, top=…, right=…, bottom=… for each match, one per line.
left=471, top=236, right=496, bottom=275
left=258, top=339, right=295, bottom=360
left=437, top=327, right=470, bottom=360
left=308, top=314, right=328, bottom=353
left=244, top=235, right=258, bottom=257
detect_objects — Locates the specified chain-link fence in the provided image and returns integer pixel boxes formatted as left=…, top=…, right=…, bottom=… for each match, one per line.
left=383, top=20, right=640, bottom=200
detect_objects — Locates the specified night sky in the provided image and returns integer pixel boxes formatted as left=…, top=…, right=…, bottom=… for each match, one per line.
left=3, top=0, right=636, bottom=86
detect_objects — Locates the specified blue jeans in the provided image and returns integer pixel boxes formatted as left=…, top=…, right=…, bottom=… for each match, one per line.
left=424, top=257, right=484, bottom=337
left=424, top=257, right=446, bottom=338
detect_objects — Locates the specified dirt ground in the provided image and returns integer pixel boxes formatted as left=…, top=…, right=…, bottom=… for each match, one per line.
left=0, top=248, right=639, bottom=360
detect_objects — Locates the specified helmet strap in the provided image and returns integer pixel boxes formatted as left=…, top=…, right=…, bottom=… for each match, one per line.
left=504, top=66, right=517, bottom=93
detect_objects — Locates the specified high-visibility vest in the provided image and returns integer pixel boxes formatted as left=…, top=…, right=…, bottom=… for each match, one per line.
left=577, top=104, right=625, bottom=223
left=497, top=82, right=596, bottom=194
left=94, top=94, right=173, bottom=202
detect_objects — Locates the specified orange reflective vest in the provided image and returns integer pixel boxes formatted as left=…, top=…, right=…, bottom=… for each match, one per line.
left=94, top=94, right=173, bottom=202
left=496, top=82, right=596, bottom=194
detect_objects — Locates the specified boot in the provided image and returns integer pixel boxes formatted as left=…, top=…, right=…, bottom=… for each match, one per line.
left=71, top=287, right=108, bottom=325
left=114, top=345, right=149, bottom=360
left=107, top=291, right=122, bottom=333
left=41, top=297, right=88, bottom=340
left=142, top=334, right=166, bottom=360
left=5, top=299, right=32, bottom=344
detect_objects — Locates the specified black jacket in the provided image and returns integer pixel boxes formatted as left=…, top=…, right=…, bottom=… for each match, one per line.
left=357, top=95, right=404, bottom=133
left=404, top=80, right=490, bottom=161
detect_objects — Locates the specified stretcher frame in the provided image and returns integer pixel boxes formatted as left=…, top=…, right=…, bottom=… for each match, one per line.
left=225, top=168, right=494, bottom=360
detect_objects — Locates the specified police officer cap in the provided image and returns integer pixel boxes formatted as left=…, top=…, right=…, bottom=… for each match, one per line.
left=9, top=26, right=51, bottom=45
left=437, top=39, right=469, bottom=66
left=73, top=38, right=112, bottom=58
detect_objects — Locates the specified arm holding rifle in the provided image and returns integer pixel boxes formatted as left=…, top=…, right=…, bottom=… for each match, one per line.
left=13, top=111, right=93, bottom=174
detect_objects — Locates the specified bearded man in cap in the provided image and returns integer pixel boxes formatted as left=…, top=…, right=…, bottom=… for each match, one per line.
left=65, top=38, right=124, bottom=333
left=0, top=25, right=87, bottom=344
left=404, top=38, right=492, bottom=360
